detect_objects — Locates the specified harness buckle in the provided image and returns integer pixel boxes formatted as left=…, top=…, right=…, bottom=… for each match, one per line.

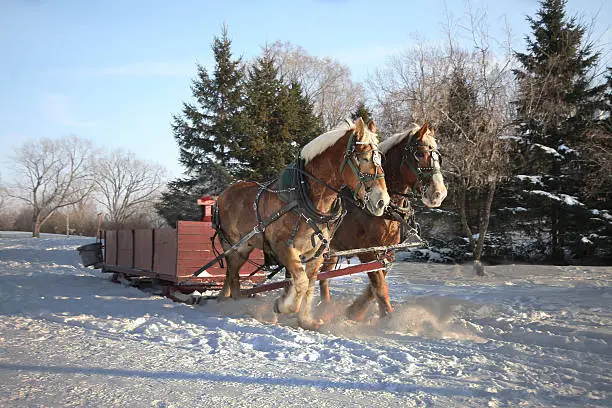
left=254, top=223, right=265, bottom=234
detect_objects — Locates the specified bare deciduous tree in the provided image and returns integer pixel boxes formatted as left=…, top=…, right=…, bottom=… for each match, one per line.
left=8, top=136, right=96, bottom=237
left=438, top=9, right=515, bottom=273
left=94, top=149, right=168, bottom=226
left=270, top=41, right=365, bottom=129
left=0, top=174, right=15, bottom=230
left=367, top=39, right=450, bottom=135
left=368, top=6, right=515, bottom=273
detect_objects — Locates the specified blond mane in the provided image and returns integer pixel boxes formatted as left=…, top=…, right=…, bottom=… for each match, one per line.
left=379, top=124, right=437, bottom=153
left=301, top=119, right=379, bottom=164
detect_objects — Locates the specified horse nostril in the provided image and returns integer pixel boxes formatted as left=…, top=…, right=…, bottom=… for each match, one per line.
left=377, top=199, right=385, bottom=209
left=434, top=191, right=441, bottom=199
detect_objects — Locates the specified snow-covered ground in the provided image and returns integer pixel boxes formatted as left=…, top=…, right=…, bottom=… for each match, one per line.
left=0, top=233, right=610, bottom=407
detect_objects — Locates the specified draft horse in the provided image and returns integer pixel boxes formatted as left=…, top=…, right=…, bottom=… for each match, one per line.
left=214, top=118, right=390, bottom=330
left=319, top=123, right=447, bottom=321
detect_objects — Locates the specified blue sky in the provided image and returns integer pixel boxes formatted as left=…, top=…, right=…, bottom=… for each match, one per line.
left=1, top=0, right=609, bottom=180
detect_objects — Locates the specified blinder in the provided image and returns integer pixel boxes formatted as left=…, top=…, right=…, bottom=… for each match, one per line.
left=340, top=131, right=386, bottom=203
left=403, top=139, right=442, bottom=192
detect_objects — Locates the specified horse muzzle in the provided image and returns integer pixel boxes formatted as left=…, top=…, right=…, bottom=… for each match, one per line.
left=421, top=175, right=447, bottom=208
left=364, top=186, right=390, bottom=216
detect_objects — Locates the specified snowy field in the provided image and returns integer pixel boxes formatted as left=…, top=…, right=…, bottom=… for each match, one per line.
left=0, top=233, right=610, bottom=407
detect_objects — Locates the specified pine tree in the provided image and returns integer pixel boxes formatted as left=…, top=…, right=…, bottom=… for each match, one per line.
left=157, top=27, right=244, bottom=224
left=238, top=50, right=323, bottom=181
left=352, top=102, right=372, bottom=124
left=172, top=25, right=245, bottom=174
left=512, top=0, right=607, bottom=263
left=155, top=163, right=231, bottom=227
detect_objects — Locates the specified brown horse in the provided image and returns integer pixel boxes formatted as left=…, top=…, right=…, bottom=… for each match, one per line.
left=319, top=123, right=447, bottom=321
left=214, top=118, right=390, bottom=330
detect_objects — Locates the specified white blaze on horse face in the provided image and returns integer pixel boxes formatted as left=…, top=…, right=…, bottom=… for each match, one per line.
left=355, top=128, right=389, bottom=217
left=363, top=149, right=390, bottom=216
left=422, top=155, right=447, bottom=208
left=420, top=131, right=447, bottom=208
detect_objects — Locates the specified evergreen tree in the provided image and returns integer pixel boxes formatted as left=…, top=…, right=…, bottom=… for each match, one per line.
left=155, top=163, right=231, bottom=227
left=352, top=102, right=372, bottom=124
left=238, top=50, right=323, bottom=181
left=158, top=26, right=244, bottom=223
left=172, top=26, right=245, bottom=174
left=512, top=0, right=607, bottom=263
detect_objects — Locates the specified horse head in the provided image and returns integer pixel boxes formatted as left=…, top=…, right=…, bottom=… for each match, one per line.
left=402, top=123, right=447, bottom=207
left=339, top=118, right=390, bottom=216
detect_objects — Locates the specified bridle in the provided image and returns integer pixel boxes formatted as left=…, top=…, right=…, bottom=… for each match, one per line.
left=340, top=130, right=385, bottom=204
left=402, top=136, right=443, bottom=195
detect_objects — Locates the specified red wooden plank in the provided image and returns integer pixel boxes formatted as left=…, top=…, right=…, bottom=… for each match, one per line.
left=177, top=221, right=213, bottom=234
left=177, top=229, right=215, bottom=237
left=176, top=242, right=215, bottom=252
left=177, top=237, right=216, bottom=246
left=178, top=259, right=222, bottom=269
left=104, top=230, right=117, bottom=265
left=117, top=230, right=134, bottom=267
left=134, top=229, right=153, bottom=271
left=153, top=228, right=177, bottom=279
left=178, top=265, right=225, bottom=275
left=178, top=232, right=215, bottom=242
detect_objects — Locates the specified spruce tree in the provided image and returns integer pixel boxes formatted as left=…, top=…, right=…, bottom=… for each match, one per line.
left=238, top=50, right=323, bottom=181
left=155, top=164, right=231, bottom=227
left=157, top=27, right=244, bottom=225
left=352, top=102, right=372, bottom=124
left=172, top=26, right=245, bottom=174
left=512, top=0, right=607, bottom=263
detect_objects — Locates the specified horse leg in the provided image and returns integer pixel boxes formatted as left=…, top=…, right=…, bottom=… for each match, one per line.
left=345, top=275, right=376, bottom=322
left=295, top=276, right=321, bottom=330
left=346, top=268, right=393, bottom=320
left=295, top=259, right=325, bottom=330
left=219, top=247, right=253, bottom=300
left=319, top=279, right=331, bottom=303
left=369, top=268, right=394, bottom=318
left=318, top=256, right=337, bottom=303
left=274, top=248, right=308, bottom=315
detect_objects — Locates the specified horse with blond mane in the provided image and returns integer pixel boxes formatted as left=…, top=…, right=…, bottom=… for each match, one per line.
left=319, top=123, right=447, bottom=321
left=214, top=118, right=390, bottom=329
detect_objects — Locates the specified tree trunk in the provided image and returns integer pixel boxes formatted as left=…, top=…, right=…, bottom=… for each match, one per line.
left=32, top=213, right=41, bottom=238
left=473, top=182, right=496, bottom=276
left=550, top=202, right=565, bottom=264
left=550, top=159, right=565, bottom=265
left=458, top=186, right=475, bottom=251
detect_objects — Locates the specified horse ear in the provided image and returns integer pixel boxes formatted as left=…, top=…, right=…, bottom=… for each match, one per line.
left=417, top=122, right=429, bottom=140
left=367, top=119, right=377, bottom=133
left=354, top=117, right=365, bottom=136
